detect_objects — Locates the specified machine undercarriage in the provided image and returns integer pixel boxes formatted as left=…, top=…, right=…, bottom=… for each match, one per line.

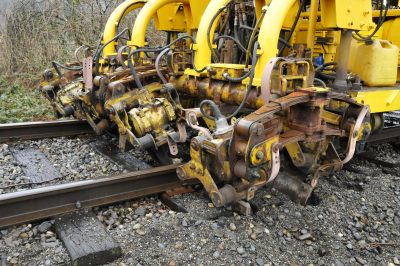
left=39, top=0, right=400, bottom=214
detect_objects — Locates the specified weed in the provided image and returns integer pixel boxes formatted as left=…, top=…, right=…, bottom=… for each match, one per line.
left=0, top=81, right=54, bottom=123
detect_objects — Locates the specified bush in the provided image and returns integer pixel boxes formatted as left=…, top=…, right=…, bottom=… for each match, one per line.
left=0, top=80, right=53, bottom=123
left=0, top=0, right=165, bottom=122
left=0, top=0, right=126, bottom=77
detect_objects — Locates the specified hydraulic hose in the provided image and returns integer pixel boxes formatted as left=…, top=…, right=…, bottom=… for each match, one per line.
left=207, top=6, right=228, bottom=63
left=245, top=10, right=266, bottom=67
left=214, top=35, right=247, bottom=54
left=156, top=48, right=171, bottom=84
left=94, top=28, right=130, bottom=75
left=128, top=46, right=144, bottom=89
left=200, top=42, right=260, bottom=121
left=353, top=0, right=388, bottom=42
left=278, top=0, right=307, bottom=56
left=127, top=35, right=207, bottom=75
left=52, top=61, right=83, bottom=77
left=314, top=78, right=327, bottom=88
left=315, top=62, right=337, bottom=81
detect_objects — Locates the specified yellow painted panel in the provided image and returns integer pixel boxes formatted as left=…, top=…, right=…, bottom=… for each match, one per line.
left=188, top=0, right=211, bottom=29
left=351, top=88, right=400, bottom=113
left=320, top=0, right=373, bottom=30
left=154, top=4, right=187, bottom=32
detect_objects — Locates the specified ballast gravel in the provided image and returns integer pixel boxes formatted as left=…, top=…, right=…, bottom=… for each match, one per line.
left=0, top=141, right=400, bottom=265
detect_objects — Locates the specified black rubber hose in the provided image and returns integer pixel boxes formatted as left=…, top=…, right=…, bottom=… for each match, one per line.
left=200, top=42, right=260, bottom=121
left=354, top=0, right=388, bottom=42
left=315, top=61, right=337, bottom=72
left=156, top=48, right=170, bottom=84
left=127, top=35, right=206, bottom=86
left=127, top=46, right=144, bottom=89
left=115, top=1, right=146, bottom=36
left=214, top=35, right=247, bottom=54
left=316, top=72, right=336, bottom=80
left=245, top=10, right=266, bottom=67
left=315, top=62, right=337, bottom=81
left=240, top=25, right=293, bottom=49
left=94, top=28, right=130, bottom=75
left=314, top=78, right=327, bottom=88
left=278, top=0, right=307, bottom=56
left=223, top=68, right=252, bottom=82
left=128, top=35, right=207, bottom=73
left=207, top=6, right=228, bottom=63
left=130, top=35, right=194, bottom=56
left=52, top=61, right=82, bottom=77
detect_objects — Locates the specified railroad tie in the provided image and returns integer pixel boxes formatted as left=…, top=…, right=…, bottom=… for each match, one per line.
left=54, top=211, right=122, bottom=266
left=11, top=147, right=122, bottom=266
left=90, top=137, right=152, bottom=171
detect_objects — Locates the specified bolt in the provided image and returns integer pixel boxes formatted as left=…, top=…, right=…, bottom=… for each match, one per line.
left=191, top=141, right=199, bottom=151
left=75, top=201, right=82, bottom=209
left=256, top=151, right=265, bottom=160
left=252, top=171, right=261, bottom=179
left=256, top=126, right=263, bottom=136
left=176, top=167, right=186, bottom=180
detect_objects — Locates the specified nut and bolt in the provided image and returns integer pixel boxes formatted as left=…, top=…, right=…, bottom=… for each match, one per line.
left=256, top=151, right=265, bottom=160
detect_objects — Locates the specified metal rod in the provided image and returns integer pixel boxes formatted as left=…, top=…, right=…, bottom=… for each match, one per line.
left=0, top=120, right=93, bottom=143
left=306, top=0, right=319, bottom=54
left=333, top=30, right=353, bottom=91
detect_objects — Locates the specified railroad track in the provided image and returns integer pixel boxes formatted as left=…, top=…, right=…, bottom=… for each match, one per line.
left=0, top=121, right=195, bottom=264
left=0, top=119, right=399, bottom=229
left=0, top=164, right=189, bottom=229
left=0, top=119, right=192, bottom=230
left=367, top=126, right=400, bottom=144
left=0, top=119, right=399, bottom=265
left=0, top=119, right=94, bottom=143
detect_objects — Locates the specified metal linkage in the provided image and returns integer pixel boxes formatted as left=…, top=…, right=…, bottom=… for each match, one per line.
left=0, top=165, right=189, bottom=228
left=0, top=120, right=93, bottom=143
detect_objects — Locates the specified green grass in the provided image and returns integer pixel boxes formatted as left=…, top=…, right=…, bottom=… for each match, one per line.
left=0, top=78, right=54, bottom=123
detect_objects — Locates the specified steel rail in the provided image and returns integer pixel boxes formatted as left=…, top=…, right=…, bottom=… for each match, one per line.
left=0, top=164, right=187, bottom=229
left=367, top=127, right=400, bottom=144
left=0, top=119, right=94, bottom=143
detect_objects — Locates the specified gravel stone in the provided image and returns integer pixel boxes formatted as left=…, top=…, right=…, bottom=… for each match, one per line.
left=212, top=251, right=220, bottom=258
left=237, top=247, right=245, bottom=255
left=353, top=232, right=362, bottom=241
left=298, top=233, right=312, bottom=241
left=38, top=221, right=52, bottom=233
left=256, top=258, right=264, bottom=266
left=134, top=206, right=146, bottom=217
left=2, top=140, right=400, bottom=265
left=355, top=256, right=367, bottom=265
left=229, top=223, right=237, bottom=231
